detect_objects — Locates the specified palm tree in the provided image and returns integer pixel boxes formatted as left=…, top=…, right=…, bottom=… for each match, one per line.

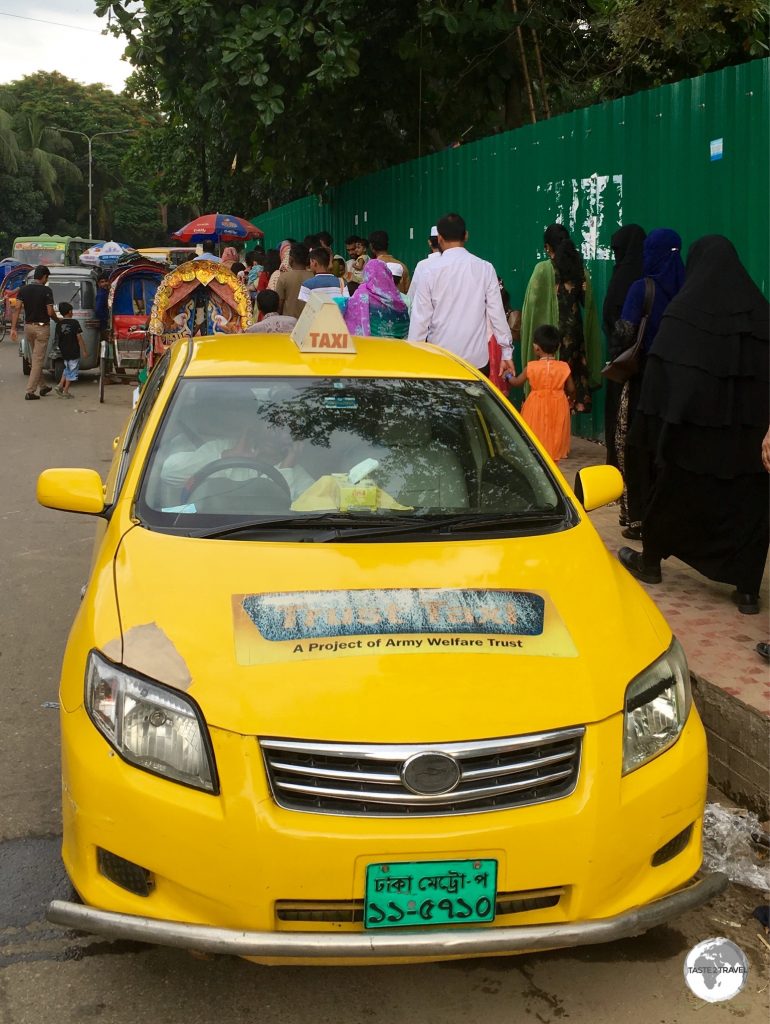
left=15, top=116, right=81, bottom=204
left=0, top=109, right=20, bottom=173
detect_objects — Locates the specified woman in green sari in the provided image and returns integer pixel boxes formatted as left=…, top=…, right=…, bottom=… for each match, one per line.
left=520, top=224, right=602, bottom=413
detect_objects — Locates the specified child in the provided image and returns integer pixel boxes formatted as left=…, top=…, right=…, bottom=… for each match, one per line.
left=54, top=302, right=87, bottom=399
left=509, top=324, right=575, bottom=461
left=298, top=247, right=345, bottom=304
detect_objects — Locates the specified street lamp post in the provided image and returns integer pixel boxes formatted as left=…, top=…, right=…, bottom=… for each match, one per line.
left=50, top=128, right=136, bottom=238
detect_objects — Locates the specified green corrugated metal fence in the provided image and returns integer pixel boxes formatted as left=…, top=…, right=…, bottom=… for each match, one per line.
left=252, top=59, right=769, bottom=439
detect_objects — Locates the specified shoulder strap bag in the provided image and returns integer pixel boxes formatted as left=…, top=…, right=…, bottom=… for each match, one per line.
left=601, top=278, right=656, bottom=385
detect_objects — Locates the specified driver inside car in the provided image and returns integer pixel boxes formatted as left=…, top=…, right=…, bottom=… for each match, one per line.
left=160, top=418, right=315, bottom=504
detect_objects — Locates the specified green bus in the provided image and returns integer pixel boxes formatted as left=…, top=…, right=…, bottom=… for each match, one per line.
left=12, top=234, right=102, bottom=266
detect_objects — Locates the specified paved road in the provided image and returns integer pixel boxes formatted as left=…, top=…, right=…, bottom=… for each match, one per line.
left=0, top=339, right=767, bottom=1023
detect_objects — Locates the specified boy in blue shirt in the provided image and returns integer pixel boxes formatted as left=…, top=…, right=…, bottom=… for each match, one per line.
left=54, top=302, right=87, bottom=399
left=298, top=247, right=344, bottom=304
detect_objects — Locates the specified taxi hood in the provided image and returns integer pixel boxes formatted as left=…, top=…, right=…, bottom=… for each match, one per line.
left=111, top=522, right=672, bottom=740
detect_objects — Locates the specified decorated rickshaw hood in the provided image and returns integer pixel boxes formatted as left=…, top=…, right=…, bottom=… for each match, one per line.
left=148, top=259, right=250, bottom=336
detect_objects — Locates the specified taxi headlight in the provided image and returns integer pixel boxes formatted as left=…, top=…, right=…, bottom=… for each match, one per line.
left=85, top=651, right=217, bottom=793
left=622, top=638, right=691, bottom=775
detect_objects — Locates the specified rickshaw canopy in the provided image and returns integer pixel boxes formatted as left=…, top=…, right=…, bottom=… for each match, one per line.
left=0, top=263, right=33, bottom=298
left=108, top=261, right=167, bottom=317
left=148, top=259, right=250, bottom=345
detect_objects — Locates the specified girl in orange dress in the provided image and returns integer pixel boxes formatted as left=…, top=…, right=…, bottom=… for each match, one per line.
left=510, top=324, right=575, bottom=461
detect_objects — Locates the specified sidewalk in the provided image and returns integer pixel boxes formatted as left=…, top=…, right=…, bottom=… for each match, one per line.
left=562, top=438, right=769, bottom=814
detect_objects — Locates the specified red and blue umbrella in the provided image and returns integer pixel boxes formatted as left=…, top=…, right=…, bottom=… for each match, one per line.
left=171, top=213, right=263, bottom=244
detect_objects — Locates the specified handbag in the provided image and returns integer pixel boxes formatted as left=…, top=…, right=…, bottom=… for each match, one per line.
left=601, top=278, right=655, bottom=384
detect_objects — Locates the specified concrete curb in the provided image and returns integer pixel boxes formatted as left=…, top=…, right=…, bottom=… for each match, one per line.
left=692, top=672, right=769, bottom=818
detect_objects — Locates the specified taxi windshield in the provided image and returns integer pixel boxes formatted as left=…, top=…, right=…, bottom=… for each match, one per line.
left=138, top=376, right=566, bottom=537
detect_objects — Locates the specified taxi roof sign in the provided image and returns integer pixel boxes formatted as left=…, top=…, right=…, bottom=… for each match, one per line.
left=291, top=292, right=356, bottom=354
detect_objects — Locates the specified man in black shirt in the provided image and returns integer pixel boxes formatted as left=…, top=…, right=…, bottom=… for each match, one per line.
left=10, top=265, right=58, bottom=400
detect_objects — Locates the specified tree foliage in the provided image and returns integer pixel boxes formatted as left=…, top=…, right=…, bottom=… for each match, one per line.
left=0, top=72, right=171, bottom=248
left=0, top=157, right=47, bottom=255
left=13, top=116, right=82, bottom=204
left=93, top=0, right=767, bottom=215
left=594, top=0, right=768, bottom=80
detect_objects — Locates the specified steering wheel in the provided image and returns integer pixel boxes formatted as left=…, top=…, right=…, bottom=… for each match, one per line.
left=180, top=456, right=291, bottom=504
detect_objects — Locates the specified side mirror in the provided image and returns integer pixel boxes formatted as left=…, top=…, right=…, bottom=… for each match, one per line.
left=574, top=465, right=623, bottom=512
left=37, top=468, right=106, bottom=516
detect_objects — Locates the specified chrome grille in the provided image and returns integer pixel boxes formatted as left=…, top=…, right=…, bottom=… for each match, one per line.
left=260, top=728, right=584, bottom=816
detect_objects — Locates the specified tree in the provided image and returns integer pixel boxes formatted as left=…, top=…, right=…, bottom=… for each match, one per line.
left=590, top=0, right=768, bottom=81
left=0, top=109, right=20, bottom=174
left=12, top=116, right=81, bottom=204
left=0, top=72, right=169, bottom=244
left=0, top=157, right=47, bottom=254
left=95, top=0, right=767, bottom=210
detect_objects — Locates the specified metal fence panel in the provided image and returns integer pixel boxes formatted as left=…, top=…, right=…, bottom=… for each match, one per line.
left=252, top=60, right=769, bottom=439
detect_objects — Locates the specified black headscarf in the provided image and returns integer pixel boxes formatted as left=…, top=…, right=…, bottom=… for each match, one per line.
left=543, top=223, right=584, bottom=293
left=602, top=224, right=646, bottom=339
left=663, top=234, right=769, bottom=341
left=632, top=235, right=769, bottom=478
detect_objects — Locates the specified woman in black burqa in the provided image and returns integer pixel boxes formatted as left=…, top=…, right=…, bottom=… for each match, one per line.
left=618, top=235, right=769, bottom=613
left=602, top=224, right=646, bottom=468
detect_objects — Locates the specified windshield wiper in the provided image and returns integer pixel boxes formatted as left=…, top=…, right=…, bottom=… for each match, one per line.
left=440, top=511, right=565, bottom=533
left=330, top=510, right=567, bottom=540
left=189, top=512, right=421, bottom=540
left=190, top=510, right=565, bottom=541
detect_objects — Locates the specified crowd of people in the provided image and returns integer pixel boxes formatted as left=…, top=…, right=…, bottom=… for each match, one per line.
left=12, top=212, right=768, bottom=619
left=235, top=215, right=769, bottom=621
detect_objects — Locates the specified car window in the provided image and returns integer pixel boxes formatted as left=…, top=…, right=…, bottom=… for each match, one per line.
left=112, top=352, right=172, bottom=503
left=137, top=376, right=564, bottom=532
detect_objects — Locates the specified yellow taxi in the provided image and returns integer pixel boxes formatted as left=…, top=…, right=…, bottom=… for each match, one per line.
left=40, top=299, right=724, bottom=964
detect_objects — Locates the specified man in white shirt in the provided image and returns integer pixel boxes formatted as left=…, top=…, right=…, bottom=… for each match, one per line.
left=406, top=226, right=442, bottom=307
left=408, top=213, right=514, bottom=377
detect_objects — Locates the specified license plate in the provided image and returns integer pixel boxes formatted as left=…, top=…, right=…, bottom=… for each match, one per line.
left=364, top=858, right=497, bottom=929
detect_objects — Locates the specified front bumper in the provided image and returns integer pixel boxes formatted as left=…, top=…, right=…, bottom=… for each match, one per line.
left=57, top=704, right=712, bottom=962
left=48, top=872, right=726, bottom=958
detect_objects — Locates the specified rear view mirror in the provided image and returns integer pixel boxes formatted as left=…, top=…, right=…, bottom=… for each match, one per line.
left=574, top=466, right=623, bottom=512
left=37, top=468, right=106, bottom=516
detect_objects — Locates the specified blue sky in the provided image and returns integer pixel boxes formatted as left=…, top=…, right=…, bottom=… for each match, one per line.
left=0, top=1, right=131, bottom=92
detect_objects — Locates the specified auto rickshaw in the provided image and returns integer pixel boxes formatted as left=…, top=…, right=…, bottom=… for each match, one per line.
left=7, top=265, right=101, bottom=378
left=0, top=263, right=32, bottom=345
left=99, top=259, right=167, bottom=403
left=147, top=259, right=251, bottom=367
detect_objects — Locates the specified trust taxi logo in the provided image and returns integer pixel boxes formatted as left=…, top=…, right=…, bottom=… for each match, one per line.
left=231, top=588, right=578, bottom=665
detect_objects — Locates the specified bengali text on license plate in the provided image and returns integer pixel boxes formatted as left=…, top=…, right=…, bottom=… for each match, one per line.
left=364, top=858, right=497, bottom=929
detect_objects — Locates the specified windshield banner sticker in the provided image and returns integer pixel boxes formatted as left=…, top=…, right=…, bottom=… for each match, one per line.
left=232, top=588, right=577, bottom=664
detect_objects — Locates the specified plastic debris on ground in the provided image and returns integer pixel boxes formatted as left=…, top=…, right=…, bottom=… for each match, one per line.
left=702, top=802, right=770, bottom=891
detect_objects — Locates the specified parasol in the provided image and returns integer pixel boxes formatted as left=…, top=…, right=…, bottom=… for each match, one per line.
left=80, top=241, right=135, bottom=267
left=171, top=213, right=263, bottom=244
